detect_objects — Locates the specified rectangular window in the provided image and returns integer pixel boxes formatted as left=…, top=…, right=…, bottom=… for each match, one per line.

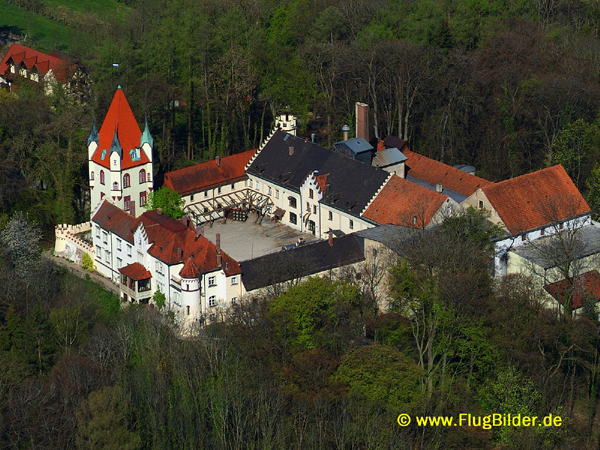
left=268, top=186, right=272, bottom=195
left=288, top=197, right=297, bottom=208
left=275, top=189, right=279, bottom=199
left=190, top=194, right=194, bottom=202
left=117, top=239, right=122, bottom=251
left=127, top=244, right=132, bottom=257
left=232, top=297, right=238, bottom=305
left=256, top=181, right=260, bottom=191
left=208, top=276, right=216, bottom=287
left=117, top=257, right=122, bottom=267
left=231, top=183, right=235, bottom=190
left=309, top=189, right=314, bottom=199
left=313, top=205, right=317, bottom=214
left=209, top=296, right=216, bottom=307
left=96, top=246, right=101, bottom=259
left=306, top=202, right=310, bottom=211
left=328, top=211, right=333, bottom=221
left=140, top=191, right=147, bottom=207
left=105, top=250, right=110, bottom=263
left=95, top=225, right=100, bottom=238
left=217, top=186, right=221, bottom=194
left=102, top=231, right=108, bottom=244
left=124, top=196, right=131, bottom=211
left=186, top=305, right=190, bottom=316
left=231, top=276, right=238, bottom=285
left=249, top=179, right=253, bottom=188
left=349, top=220, right=354, bottom=230
left=289, top=212, right=297, bottom=225
left=204, top=191, right=208, bottom=198
left=479, top=200, right=484, bottom=208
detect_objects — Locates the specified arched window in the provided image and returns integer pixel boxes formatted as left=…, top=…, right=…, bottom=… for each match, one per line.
left=100, top=170, right=105, bottom=185
left=113, top=182, right=119, bottom=190
left=139, top=169, right=146, bottom=184
left=90, top=171, right=94, bottom=181
left=123, top=173, right=130, bottom=188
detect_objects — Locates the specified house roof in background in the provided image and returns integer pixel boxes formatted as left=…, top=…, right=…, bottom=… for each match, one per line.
left=372, top=147, right=407, bottom=168
left=363, top=175, right=448, bottom=228
left=91, top=201, right=139, bottom=242
left=403, top=149, right=491, bottom=197
left=163, top=149, right=256, bottom=195
left=0, top=43, right=78, bottom=83
left=482, top=165, right=590, bottom=234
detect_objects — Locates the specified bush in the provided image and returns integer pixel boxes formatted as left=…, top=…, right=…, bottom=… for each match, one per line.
left=82, top=253, right=94, bottom=272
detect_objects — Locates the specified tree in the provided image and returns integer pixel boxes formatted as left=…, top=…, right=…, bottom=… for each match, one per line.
left=144, top=187, right=185, bottom=218
left=0, top=212, right=42, bottom=279
left=82, top=253, right=94, bottom=272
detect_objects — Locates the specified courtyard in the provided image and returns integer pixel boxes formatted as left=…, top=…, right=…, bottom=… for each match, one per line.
left=201, top=213, right=318, bottom=262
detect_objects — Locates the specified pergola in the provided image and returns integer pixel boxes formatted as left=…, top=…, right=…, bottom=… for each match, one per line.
left=186, top=188, right=274, bottom=227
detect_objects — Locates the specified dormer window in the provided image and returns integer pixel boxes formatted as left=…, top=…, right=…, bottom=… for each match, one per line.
left=130, top=148, right=140, bottom=162
left=101, top=149, right=107, bottom=160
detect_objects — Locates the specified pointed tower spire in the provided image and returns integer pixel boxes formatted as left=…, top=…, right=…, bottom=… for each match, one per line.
left=87, top=114, right=99, bottom=146
left=141, top=114, right=154, bottom=148
left=110, top=129, right=122, bottom=158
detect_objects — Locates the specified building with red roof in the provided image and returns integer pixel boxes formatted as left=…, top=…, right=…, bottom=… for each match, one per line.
left=0, top=43, right=89, bottom=99
left=362, top=175, right=457, bottom=229
left=92, top=200, right=243, bottom=320
left=544, top=270, right=600, bottom=313
left=88, top=87, right=154, bottom=218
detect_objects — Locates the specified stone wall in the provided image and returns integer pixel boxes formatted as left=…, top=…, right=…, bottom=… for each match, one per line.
left=54, top=222, right=94, bottom=264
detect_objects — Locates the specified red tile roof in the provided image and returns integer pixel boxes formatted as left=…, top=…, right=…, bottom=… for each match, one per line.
left=92, top=201, right=241, bottom=276
left=119, top=262, right=152, bottom=281
left=362, top=175, right=448, bottom=228
left=481, top=165, right=590, bottom=235
left=179, top=257, right=200, bottom=278
left=0, top=43, right=77, bottom=83
left=316, top=173, right=328, bottom=193
left=403, top=149, right=491, bottom=197
left=544, top=270, right=600, bottom=310
left=90, top=88, right=149, bottom=170
left=163, top=149, right=257, bottom=195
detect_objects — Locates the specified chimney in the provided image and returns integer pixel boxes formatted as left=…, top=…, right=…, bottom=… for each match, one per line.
left=328, top=232, right=333, bottom=247
left=342, top=125, right=350, bottom=141
left=225, top=261, right=229, bottom=271
left=215, top=155, right=220, bottom=167
left=177, top=247, right=183, bottom=260
left=216, top=233, right=222, bottom=267
left=130, top=201, right=136, bottom=218
left=156, top=207, right=162, bottom=215
left=196, top=226, right=204, bottom=239
left=355, top=102, right=369, bottom=141
left=289, top=146, right=295, bottom=156
left=436, top=183, right=443, bottom=193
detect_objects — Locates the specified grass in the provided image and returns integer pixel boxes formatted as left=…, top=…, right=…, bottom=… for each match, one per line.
left=43, top=0, right=130, bottom=21
left=61, top=269, right=122, bottom=321
left=0, top=3, right=92, bottom=53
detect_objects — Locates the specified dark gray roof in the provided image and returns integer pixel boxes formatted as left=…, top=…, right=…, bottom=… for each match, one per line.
left=248, top=131, right=389, bottom=215
left=372, top=147, right=407, bottom=168
left=241, top=234, right=365, bottom=291
left=355, top=225, right=428, bottom=255
left=509, top=223, right=600, bottom=270
left=333, top=137, right=374, bottom=155
left=406, top=175, right=466, bottom=203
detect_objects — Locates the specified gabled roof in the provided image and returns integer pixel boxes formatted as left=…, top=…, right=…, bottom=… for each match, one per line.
left=119, top=262, right=152, bottom=281
left=481, top=165, right=590, bottom=235
left=383, top=136, right=408, bottom=152
left=163, top=149, right=257, bottom=196
left=247, top=131, right=390, bottom=215
left=544, top=270, right=600, bottom=310
left=0, top=43, right=78, bottom=83
left=362, top=175, right=448, bottom=228
left=91, top=201, right=139, bottom=242
left=403, top=149, right=491, bottom=197
left=90, top=88, right=149, bottom=170
left=372, top=147, right=407, bottom=168
left=241, top=234, right=365, bottom=291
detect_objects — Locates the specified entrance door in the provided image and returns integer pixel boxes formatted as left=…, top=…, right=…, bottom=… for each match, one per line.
left=308, top=220, right=315, bottom=235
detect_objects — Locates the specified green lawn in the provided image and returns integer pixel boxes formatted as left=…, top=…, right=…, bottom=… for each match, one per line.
left=0, top=3, right=91, bottom=52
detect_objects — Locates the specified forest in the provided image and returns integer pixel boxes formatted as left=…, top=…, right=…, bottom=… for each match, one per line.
left=2, top=0, right=600, bottom=448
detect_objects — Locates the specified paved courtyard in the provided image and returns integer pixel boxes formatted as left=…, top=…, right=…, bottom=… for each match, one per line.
left=201, top=213, right=318, bottom=262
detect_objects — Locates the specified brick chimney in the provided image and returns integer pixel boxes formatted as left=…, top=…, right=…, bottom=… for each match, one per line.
left=328, top=232, right=333, bottom=247
left=216, top=233, right=222, bottom=267
left=215, top=155, right=220, bottom=167
left=355, top=102, right=369, bottom=141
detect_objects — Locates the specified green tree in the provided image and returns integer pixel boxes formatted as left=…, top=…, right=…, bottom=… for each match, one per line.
left=82, top=253, right=94, bottom=272
left=144, top=187, right=185, bottom=218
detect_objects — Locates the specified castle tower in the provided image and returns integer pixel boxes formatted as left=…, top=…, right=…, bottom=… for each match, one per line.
left=179, top=257, right=201, bottom=319
left=88, top=86, right=153, bottom=218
